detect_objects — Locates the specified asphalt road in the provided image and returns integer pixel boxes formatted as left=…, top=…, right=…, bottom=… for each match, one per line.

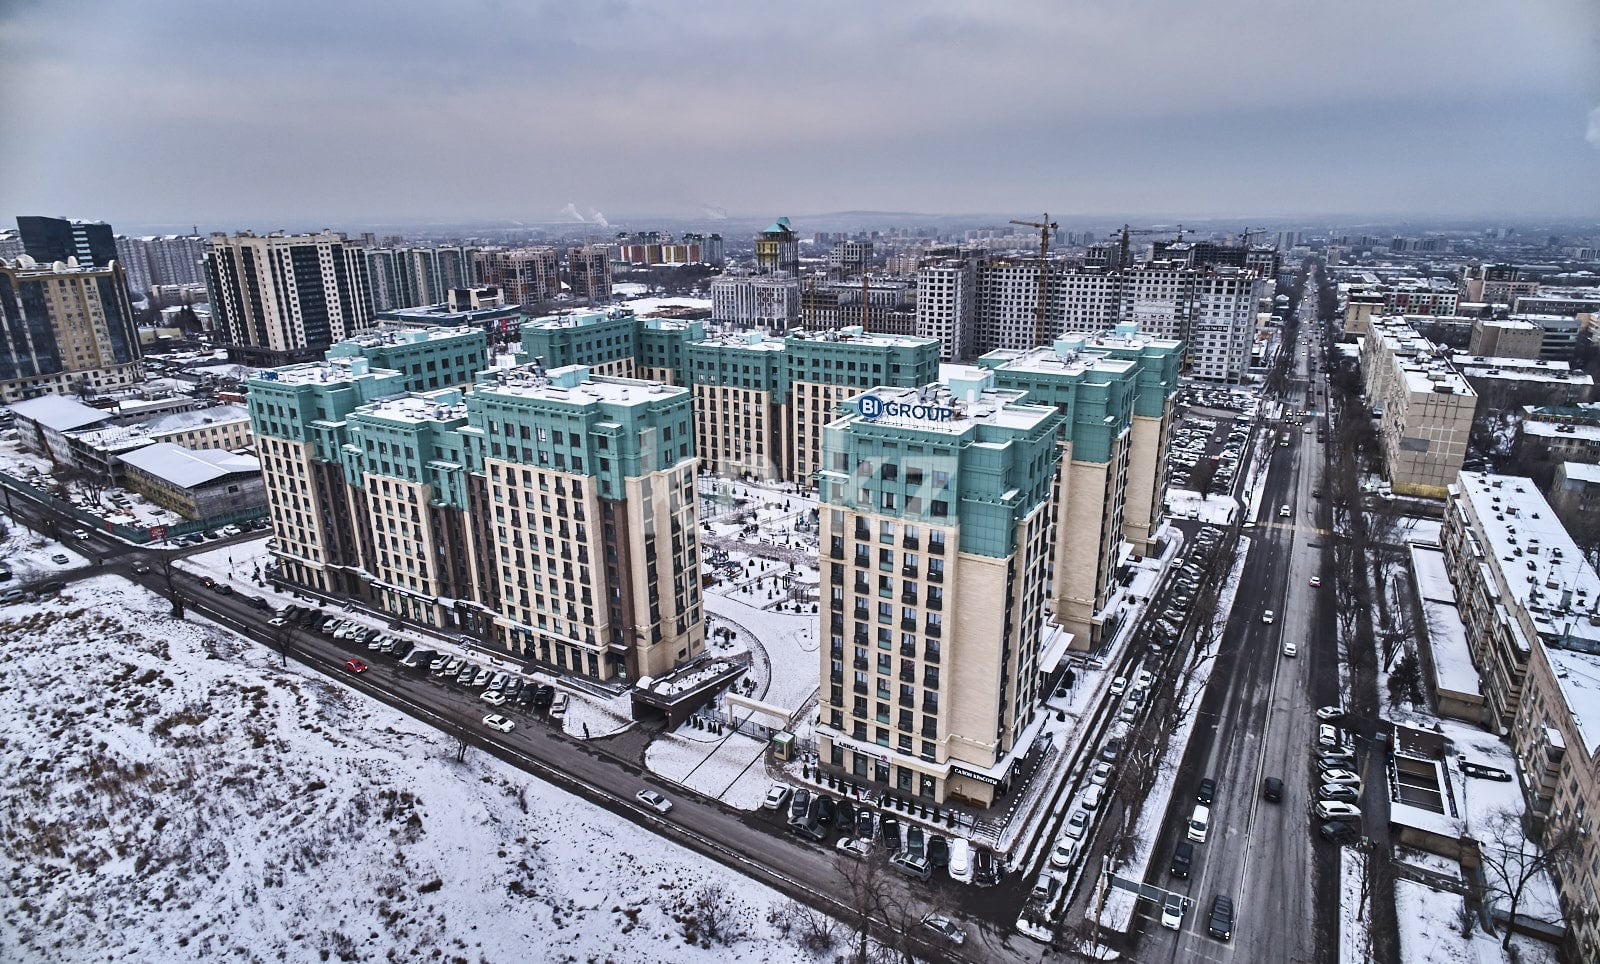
left=1133, top=297, right=1345, bottom=962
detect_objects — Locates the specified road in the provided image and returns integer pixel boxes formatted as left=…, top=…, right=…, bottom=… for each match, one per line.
left=1133, top=275, right=1345, bottom=962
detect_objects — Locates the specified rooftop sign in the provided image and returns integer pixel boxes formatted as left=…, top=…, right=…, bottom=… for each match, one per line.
left=858, top=393, right=953, bottom=423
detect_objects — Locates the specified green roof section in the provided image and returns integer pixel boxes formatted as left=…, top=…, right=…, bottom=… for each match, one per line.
left=975, top=341, right=1138, bottom=465
left=819, top=374, right=1064, bottom=558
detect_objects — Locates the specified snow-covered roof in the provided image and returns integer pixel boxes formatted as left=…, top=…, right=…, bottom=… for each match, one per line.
left=1542, top=647, right=1600, bottom=757
left=118, top=443, right=260, bottom=488
left=8, top=394, right=112, bottom=432
left=1559, top=462, right=1600, bottom=485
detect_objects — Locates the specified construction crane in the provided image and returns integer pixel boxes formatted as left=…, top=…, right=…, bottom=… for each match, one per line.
left=1010, top=214, right=1058, bottom=347
left=1111, top=223, right=1183, bottom=268
left=1238, top=227, right=1267, bottom=248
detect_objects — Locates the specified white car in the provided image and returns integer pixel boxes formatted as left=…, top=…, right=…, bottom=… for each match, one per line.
left=219, top=524, right=241, bottom=537
left=1063, top=809, right=1090, bottom=840
left=1318, top=723, right=1340, bottom=748
left=636, top=789, right=672, bottom=814
left=1049, top=837, right=1080, bottom=868
left=947, top=837, right=973, bottom=884
left=1090, top=761, right=1114, bottom=787
left=1161, top=892, right=1185, bottom=930
left=479, top=690, right=507, bottom=706
left=1316, top=801, right=1361, bottom=821
left=761, top=784, right=791, bottom=811
left=1316, top=705, right=1344, bottom=721
left=1282, top=641, right=1297, bottom=657
left=920, top=913, right=965, bottom=945
left=1309, top=576, right=1322, bottom=587
left=1109, top=676, right=1127, bottom=697
left=1322, top=769, right=1361, bottom=787
left=482, top=714, right=514, bottom=733
left=1262, top=610, right=1276, bottom=624
left=835, top=837, right=871, bottom=860
left=1279, top=505, right=1290, bottom=517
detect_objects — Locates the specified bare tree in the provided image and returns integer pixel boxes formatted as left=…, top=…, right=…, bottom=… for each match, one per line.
left=452, top=733, right=471, bottom=765
left=838, top=852, right=891, bottom=964
left=156, top=548, right=185, bottom=619
left=1477, top=807, right=1584, bottom=949
left=772, top=899, right=838, bottom=955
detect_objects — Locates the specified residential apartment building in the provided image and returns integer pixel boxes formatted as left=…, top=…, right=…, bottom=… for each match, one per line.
left=785, top=328, right=942, bottom=486
left=755, top=218, right=800, bottom=277
left=0, top=255, right=143, bottom=402
left=1084, top=325, right=1183, bottom=552
left=566, top=245, right=613, bottom=301
left=710, top=273, right=801, bottom=327
left=679, top=232, right=724, bottom=266
left=203, top=231, right=374, bottom=366
left=1514, top=403, right=1600, bottom=484
left=915, top=257, right=978, bottom=361
left=683, top=332, right=791, bottom=480
left=1451, top=353, right=1592, bottom=412
left=1467, top=318, right=1544, bottom=360
left=247, top=355, right=704, bottom=682
left=918, top=255, right=1260, bottom=379
left=1441, top=471, right=1600, bottom=959
left=1360, top=317, right=1478, bottom=498
left=17, top=216, right=117, bottom=269
left=978, top=339, right=1136, bottom=648
left=815, top=371, right=1064, bottom=806
left=325, top=326, right=489, bottom=393
left=366, top=246, right=482, bottom=311
left=520, top=309, right=643, bottom=380
left=800, top=279, right=917, bottom=336
left=475, top=247, right=560, bottom=306
left=115, top=234, right=208, bottom=297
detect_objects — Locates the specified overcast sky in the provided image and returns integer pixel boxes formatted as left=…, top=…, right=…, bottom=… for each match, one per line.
left=2, top=0, right=1597, bottom=232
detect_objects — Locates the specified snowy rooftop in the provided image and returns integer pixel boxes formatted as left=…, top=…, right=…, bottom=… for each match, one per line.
left=522, top=308, right=636, bottom=330
left=478, top=365, right=685, bottom=406
left=336, top=326, right=481, bottom=348
left=695, top=333, right=787, bottom=352
left=355, top=393, right=468, bottom=424
left=1412, top=546, right=1480, bottom=698
left=1560, top=462, right=1600, bottom=485
left=8, top=394, right=112, bottom=432
left=1521, top=420, right=1600, bottom=442
left=257, top=358, right=404, bottom=387
left=118, top=442, right=261, bottom=487
left=848, top=380, right=1056, bottom=435
left=785, top=326, right=935, bottom=350
left=981, top=342, right=1139, bottom=379
left=1455, top=472, right=1600, bottom=648
left=1542, top=647, right=1600, bottom=756
left=68, top=405, right=251, bottom=450
left=1398, top=362, right=1473, bottom=397
left=1453, top=354, right=1591, bottom=385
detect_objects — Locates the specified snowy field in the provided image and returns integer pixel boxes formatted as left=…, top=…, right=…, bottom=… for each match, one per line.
left=0, top=575, right=814, bottom=962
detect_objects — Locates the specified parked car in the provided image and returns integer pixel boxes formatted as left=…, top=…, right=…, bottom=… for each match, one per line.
left=1317, top=723, right=1340, bottom=748
left=973, top=845, right=1000, bottom=887
left=1049, top=837, right=1081, bottom=869
left=636, top=789, right=672, bottom=815
left=906, top=825, right=925, bottom=860
left=947, top=838, right=972, bottom=884
left=479, top=690, right=506, bottom=706
left=1063, top=809, right=1090, bottom=839
left=762, top=784, right=791, bottom=811
left=855, top=809, right=875, bottom=841
left=787, top=788, right=811, bottom=825
left=1109, top=676, right=1127, bottom=697
left=1090, top=762, right=1114, bottom=787
left=1319, top=784, right=1359, bottom=803
left=219, top=525, right=241, bottom=537
left=1316, top=705, right=1344, bottom=721
left=890, top=852, right=931, bottom=881
left=881, top=816, right=902, bottom=853
left=835, top=837, right=871, bottom=860
left=927, top=834, right=949, bottom=870
left=1318, top=821, right=1358, bottom=845
left=816, top=795, right=837, bottom=827
left=549, top=693, right=569, bottom=718
left=1315, top=801, right=1361, bottom=821
left=1196, top=777, right=1216, bottom=805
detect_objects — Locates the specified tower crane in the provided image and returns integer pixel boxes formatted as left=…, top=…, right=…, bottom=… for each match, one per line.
left=1238, top=227, right=1267, bottom=248
left=1010, top=214, right=1058, bottom=347
left=1111, top=223, right=1183, bottom=268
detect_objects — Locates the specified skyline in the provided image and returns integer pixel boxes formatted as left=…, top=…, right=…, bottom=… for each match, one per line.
left=2, top=1, right=1599, bottom=230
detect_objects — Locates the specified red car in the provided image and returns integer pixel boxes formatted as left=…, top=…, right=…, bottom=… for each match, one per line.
left=199, top=576, right=216, bottom=588
left=344, top=658, right=368, bottom=674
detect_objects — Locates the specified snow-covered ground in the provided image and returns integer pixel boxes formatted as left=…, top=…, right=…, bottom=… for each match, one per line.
left=0, top=574, right=814, bottom=962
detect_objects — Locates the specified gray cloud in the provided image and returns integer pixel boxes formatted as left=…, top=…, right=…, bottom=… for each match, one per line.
left=2, top=0, right=1597, bottom=228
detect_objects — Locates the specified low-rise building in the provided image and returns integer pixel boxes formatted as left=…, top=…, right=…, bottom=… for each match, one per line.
left=118, top=442, right=265, bottom=521
left=1467, top=317, right=1543, bottom=359
left=1452, top=353, right=1593, bottom=411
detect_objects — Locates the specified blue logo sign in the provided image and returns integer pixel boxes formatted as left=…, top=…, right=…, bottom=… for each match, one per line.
left=858, top=394, right=953, bottom=423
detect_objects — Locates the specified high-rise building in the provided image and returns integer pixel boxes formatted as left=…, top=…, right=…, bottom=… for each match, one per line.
left=475, top=247, right=560, bottom=305
left=113, top=234, right=209, bottom=298
left=566, top=245, right=613, bottom=301
left=114, top=236, right=155, bottom=298
left=680, top=232, right=725, bottom=266
left=247, top=344, right=704, bottom=681
left=755, top=218, right=800, bottom=277
left=367, top=246, right=484, bottom=311
left=916, top=257, right=978, bottom=361
left=0, top=255, right=143, bottom=402
left=800, top=279, right=916, bottom=336
left=828, top=240, right=873, bottom=279
left=710, top=274, right=800, bottom=327
left=17, top=216, right=117, bottom=268
left=203, top=231, right=374, bottom=366
left=815, top=370, right=1064, bottom=806
left=1360, top=317, right=1478, bottom=499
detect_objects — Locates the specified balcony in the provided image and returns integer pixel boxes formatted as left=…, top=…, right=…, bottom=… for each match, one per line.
left=902, top=536, right=919, bottom=550
left=853, top=658, right=869, bottom=671
left=854, top=552, right=871, bottom=568
left=921, top=725, right=939, bottom=739
left=927, top=569, right=943, bottom=583
left=929, top=540, right=945, bottom=556
left=899, top=670, right=915, bottom=683
left=925, top=622, right=942, bottom=638
left=853, top=581, right=870, bottom=595
left=900, top=593, right=918, bottom=605
left=921, top=697, right=939, bottom=713
left=829, top=670, right=843, bottom=684
left=830, top=541, right=845, bottom=561
left=925, top=595, right=942, bottom=610
left=900, top=618, right=917, bottom=631
left=853, top=681, right=868, bottom=694
left=900, top=642, right=917, bottom=657
left=853, top=607, right=870, bottom=622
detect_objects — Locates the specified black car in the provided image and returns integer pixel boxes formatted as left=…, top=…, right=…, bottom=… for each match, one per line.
left=531, top=684, right=554, bottom=714
left=514, top=686, right=536, bottom=707
left=855, top=809, right=875, bottom=841
left=927, top=834, right=949, bottom=870
left=1262, top=777, right=1284, bottom=802
left=1197, top=777, right=1216, bottom=805
left=211, top=582, right=234, bottom=595
left=881, top=816, right=902, bottom=853
left=836, top=798, right=855, bottom=831
left=248, top=595, right=271, bottom=610
left=787, top=788, right=811, bottom=825
left=1318, top=821, right=1358, bottom=845
left=816, top=795, right=837, bottom=826
left=1207, top=894, right=1235, bottom=941
left=1169, top=840, right=1194, bottom=878
left=973, top=846, right=999, bottom=887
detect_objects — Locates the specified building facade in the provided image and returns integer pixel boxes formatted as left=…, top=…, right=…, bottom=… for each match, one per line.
left=204, top=231, right=374, bottom=366
left=0, top=256, right=143, bottom=402
left=1361, top=317, right=1478, bottom=498
left=710, top=274, right=801, bottom=327
left=815, top=371, right=1064, bottom=807
left=475, top=247, right=560, bottom=306
left=566, top=245, right=613, bottom=301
